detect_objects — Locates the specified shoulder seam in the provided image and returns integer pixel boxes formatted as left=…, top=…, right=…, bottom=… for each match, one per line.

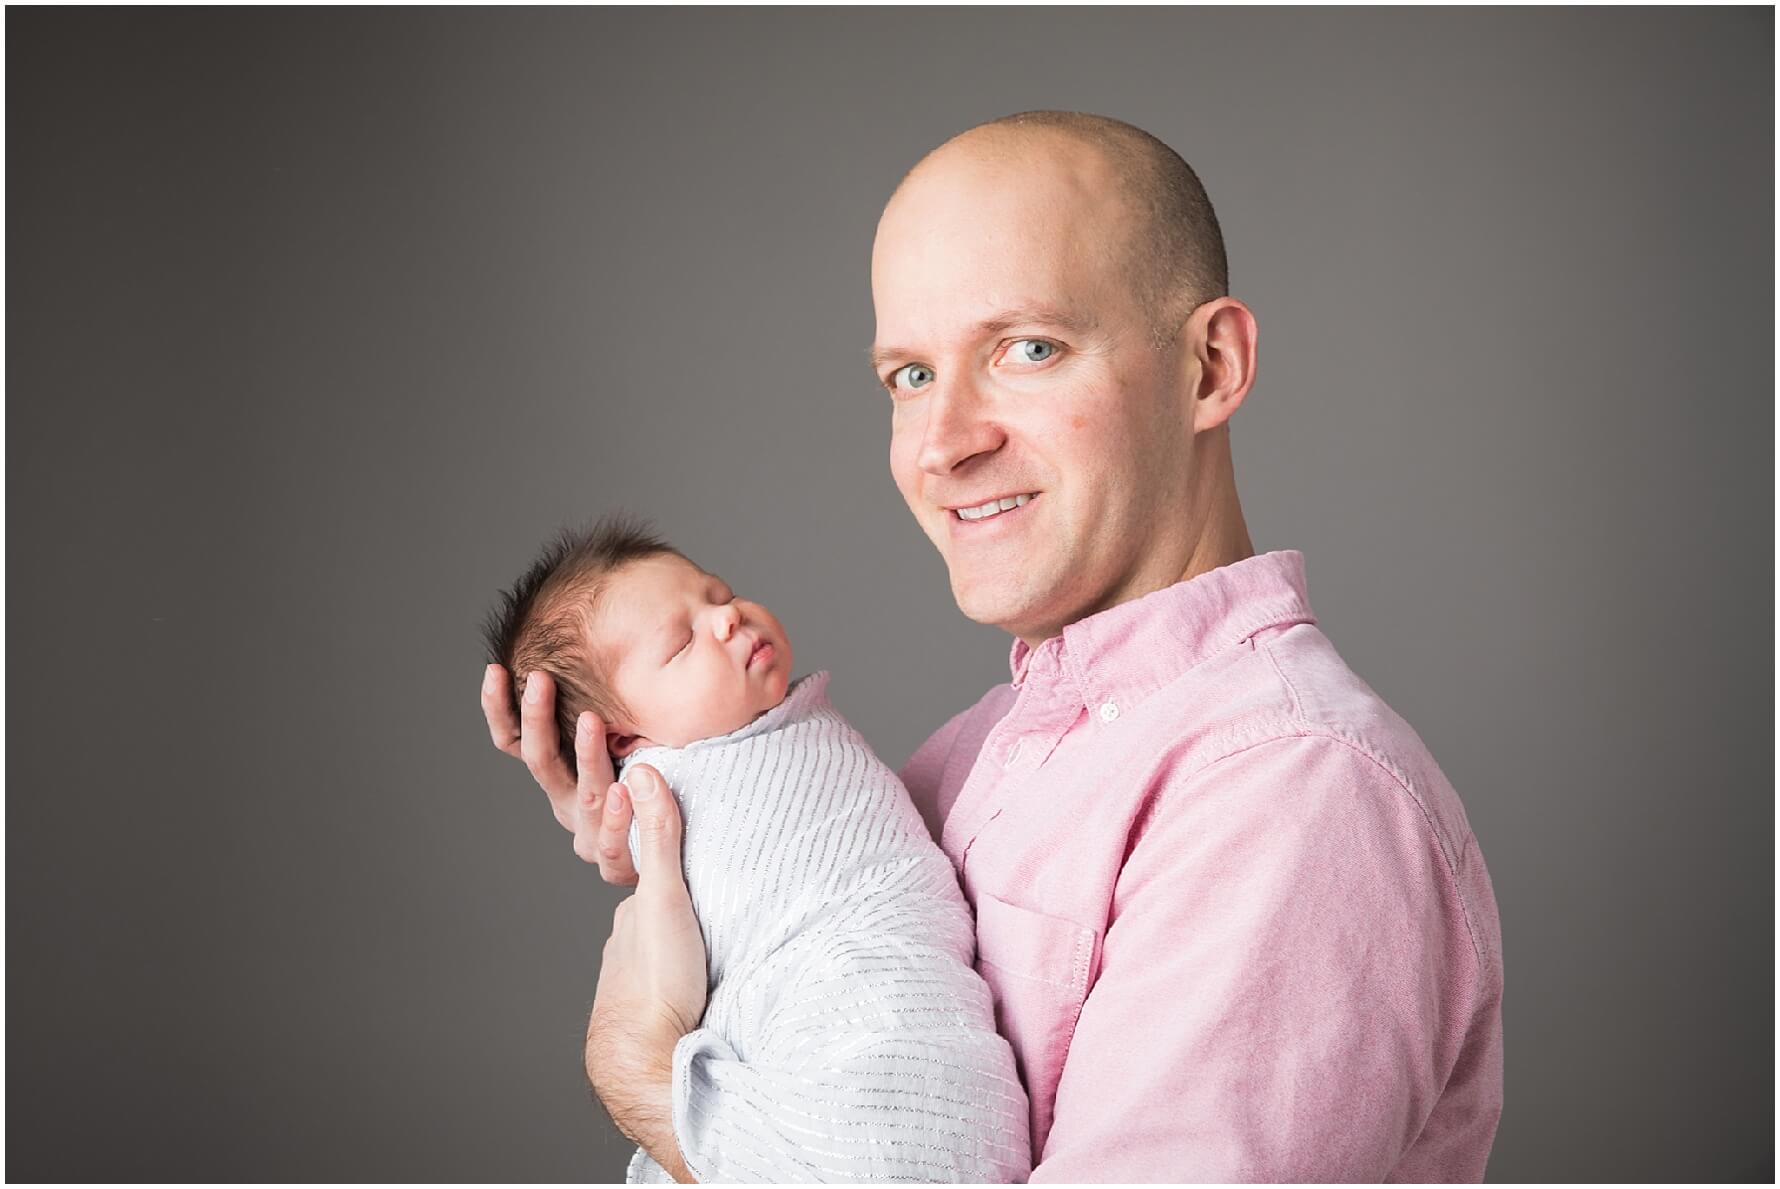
left=1191, top=728, right=1488, bottom=981
left=1256, top=634, right=1306, bottom=720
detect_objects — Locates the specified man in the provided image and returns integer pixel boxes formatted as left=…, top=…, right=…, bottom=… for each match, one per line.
left=481, top=111, right=1504, bottom=1181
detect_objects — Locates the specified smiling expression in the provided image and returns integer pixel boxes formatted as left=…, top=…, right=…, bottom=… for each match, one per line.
left=595, top=554, right=793, bottom=754
left=872, top=134, right=1207, bottom=644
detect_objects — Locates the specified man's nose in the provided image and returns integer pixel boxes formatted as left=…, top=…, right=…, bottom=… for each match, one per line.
left=915, top=376, right=1004, bottom=476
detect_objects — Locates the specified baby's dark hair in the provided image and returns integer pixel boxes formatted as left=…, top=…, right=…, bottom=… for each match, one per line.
left=481, top=513, right=685, bottom=772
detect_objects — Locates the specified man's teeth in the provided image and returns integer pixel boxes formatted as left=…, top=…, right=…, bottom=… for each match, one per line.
left=956, top=493, right=1035, bottom=521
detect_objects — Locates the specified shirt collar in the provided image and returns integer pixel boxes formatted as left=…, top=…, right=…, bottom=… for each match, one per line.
left=1008, top=550, right=1318, bottom=712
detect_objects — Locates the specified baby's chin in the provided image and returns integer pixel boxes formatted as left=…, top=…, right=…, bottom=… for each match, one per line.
left=719, top=667, right=793, bottom=732
left=652, top=676, right=793, bottom=749
left=741, top=671, right=793, bottom=726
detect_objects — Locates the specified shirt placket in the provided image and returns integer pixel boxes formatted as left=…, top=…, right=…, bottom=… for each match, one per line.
left=942, top=648, right=1084, bottom=878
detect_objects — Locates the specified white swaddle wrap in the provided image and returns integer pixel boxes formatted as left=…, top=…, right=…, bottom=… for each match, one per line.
left=618, top=671, right=1030, bottom=1184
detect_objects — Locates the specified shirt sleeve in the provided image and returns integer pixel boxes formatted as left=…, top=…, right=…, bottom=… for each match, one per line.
left=1030, top=733, right=1484, bottom=1182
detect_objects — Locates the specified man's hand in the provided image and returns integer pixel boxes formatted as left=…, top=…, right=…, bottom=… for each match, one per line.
left=586, top=763, right=707, bottom=1184
left=483, top=666, right=703, bottom=1177
left=481, top=664, right=640, bottom=884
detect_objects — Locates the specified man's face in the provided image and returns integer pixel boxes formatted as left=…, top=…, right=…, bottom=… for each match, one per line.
left=597, top=554, right=793, bottom=752
left=871, top=138, right=1201, bottom=642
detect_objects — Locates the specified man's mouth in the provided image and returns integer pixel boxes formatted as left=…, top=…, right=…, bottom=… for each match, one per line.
left=951, top=493, right=1038, bottom=523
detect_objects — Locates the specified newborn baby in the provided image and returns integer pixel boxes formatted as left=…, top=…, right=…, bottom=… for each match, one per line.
left=484, top=517, right=1030, bottom=1184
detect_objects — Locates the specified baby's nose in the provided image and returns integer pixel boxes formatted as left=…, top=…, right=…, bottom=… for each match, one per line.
left=714, top=604, right=740, bottom=641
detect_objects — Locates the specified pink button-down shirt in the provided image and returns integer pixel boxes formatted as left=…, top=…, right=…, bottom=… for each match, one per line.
left=900, top=551, right=1504, bottom=1182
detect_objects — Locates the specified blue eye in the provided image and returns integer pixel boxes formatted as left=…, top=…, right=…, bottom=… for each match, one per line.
left=1006, top=339, right=1056, bottom=363
left=890, top=363, right=935, bottom=392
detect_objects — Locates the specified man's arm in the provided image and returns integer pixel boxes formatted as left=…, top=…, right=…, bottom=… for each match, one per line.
left=1032, top=734, right=1484, bottom=1182
left=481, top=670, right=702, bottom=1178
left=583, top=761, right=707, bottom=1183
left=584, top=1014, right=693, bottom=1183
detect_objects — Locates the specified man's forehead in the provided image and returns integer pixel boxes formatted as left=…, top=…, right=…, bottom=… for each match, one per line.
left=870, top=217, right=1123, bottom=352
left=876, top=158, right=1135, bottom=279
left=869, top=131, right=1149, bottom=358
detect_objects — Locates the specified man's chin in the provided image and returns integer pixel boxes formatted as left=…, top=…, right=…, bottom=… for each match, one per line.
left=949, top=572, right=1044, bottom=636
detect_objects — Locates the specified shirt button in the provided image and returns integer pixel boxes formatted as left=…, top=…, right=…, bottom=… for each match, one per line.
left=1099, top=701, right=1120, bottom=723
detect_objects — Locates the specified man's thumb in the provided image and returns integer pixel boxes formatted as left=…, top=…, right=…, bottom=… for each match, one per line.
left=624, top=765, right=685, bottom=888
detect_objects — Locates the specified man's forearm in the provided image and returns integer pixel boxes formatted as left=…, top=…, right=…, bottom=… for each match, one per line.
left=601, top=1062, right=693, bottom=1183
left=587, top=1017, right=696, bottom=1183
left=578, top=768, right=708, bottom=1183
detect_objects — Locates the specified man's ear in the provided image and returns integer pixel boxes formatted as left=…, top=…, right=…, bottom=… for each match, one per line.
left=607, top=730, right=653, bottom=757
left=1183, top=297, right=1258, bottom=434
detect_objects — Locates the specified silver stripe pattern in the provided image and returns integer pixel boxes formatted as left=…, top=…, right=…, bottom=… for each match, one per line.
left=619, top=672, right=1030, bottom=1184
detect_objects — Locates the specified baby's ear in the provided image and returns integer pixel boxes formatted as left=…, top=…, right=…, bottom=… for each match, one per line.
left=606, top=730, right=650, bottom=757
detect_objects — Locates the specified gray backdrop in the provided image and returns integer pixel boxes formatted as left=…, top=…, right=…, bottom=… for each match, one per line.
left=7, top=7, right=1772, bottom=1183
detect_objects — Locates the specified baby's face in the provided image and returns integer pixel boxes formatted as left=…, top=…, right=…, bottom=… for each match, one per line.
left=596, top=554, right=794, bottom=754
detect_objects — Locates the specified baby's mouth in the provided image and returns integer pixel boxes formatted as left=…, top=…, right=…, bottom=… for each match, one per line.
left=747, top=637, right=774, bottom=669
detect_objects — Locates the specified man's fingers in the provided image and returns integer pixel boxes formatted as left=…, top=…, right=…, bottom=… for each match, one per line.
left=624, top=764, right=686, bottom=895
left=517, top=670, right=577, bottom=802
left=572, top=778, right=602, bottom=864
left=481, top=664, right=523, bottom=758
left=597, top=781, right=640, bottom=887
left=573, top=712, right=618, bottom=802
left=571, top=716, right=616, bottom=866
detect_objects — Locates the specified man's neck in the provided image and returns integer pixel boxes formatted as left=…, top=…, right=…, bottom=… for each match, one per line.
left=1177, top=424, right=1255, bottom=584
left=1176, top=495, right=1255, bottom=586
left=1014, top=441, right=1255, bottom=650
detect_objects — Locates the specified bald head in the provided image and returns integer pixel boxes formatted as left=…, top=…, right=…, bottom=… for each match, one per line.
left=872, top=111, right=1258, bottom=642
left=893, top=111, right=1228, bottom=345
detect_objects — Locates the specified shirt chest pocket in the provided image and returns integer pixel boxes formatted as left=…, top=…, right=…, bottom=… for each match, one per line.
left=972, top=892, right=1100, bottom=1161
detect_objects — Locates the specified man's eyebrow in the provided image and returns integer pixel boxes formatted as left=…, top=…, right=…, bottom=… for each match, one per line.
left=868, top=307, right=1096, bottom=372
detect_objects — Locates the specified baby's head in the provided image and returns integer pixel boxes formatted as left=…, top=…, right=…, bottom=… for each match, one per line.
left=483, top=515, right=794, bottom=770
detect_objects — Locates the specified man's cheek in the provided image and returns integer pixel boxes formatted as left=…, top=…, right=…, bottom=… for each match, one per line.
left=887, top=440, right=922, bottom=508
